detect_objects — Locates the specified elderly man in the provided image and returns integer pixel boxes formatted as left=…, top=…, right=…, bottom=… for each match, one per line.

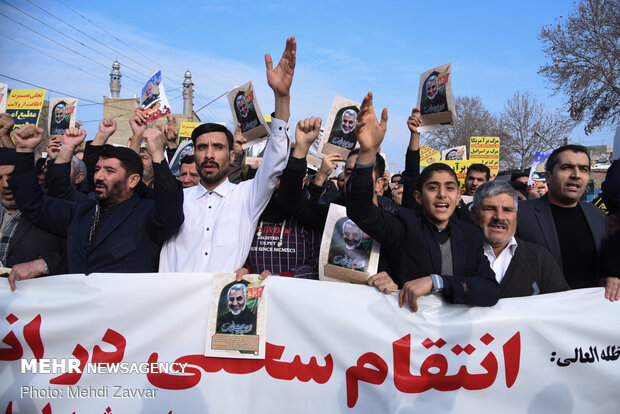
left=159, top=37, right=295, bottom=273
left=8, top=125, right=183, bottom=274
left=516, top=144, right=617, bottom=300
left=178, top=155, right=199, bottom=188
left=471, top=180, right=569, bottom=298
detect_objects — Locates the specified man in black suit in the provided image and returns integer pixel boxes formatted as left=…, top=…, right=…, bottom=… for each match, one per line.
left=470, top=180, right=569, bottom=298
left=0, top=148, right=67, bottom=290
left=8, top=125, right=184, bottom=274
left=346, top=92, right=499, bottom=312
left=516, top=144, right=617, bottom=301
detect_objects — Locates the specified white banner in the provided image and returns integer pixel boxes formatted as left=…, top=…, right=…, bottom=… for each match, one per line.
left=1, top=273, right=619, bottom=413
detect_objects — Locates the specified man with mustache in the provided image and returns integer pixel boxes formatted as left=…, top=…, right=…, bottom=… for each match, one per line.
left=516, top=145, right=617, bottom=300
left=159, top=37, right=296, bottom=273
left=471, top=180, right=569, bottom=298
left=8, top=125, right=183, bottom=274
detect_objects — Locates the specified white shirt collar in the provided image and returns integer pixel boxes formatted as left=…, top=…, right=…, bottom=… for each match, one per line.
left=484, top=236, right=518, bottom=259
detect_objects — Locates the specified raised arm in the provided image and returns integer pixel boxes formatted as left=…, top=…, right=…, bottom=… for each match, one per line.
left=277, top=117, right=331, bottom=230
left=142, top=128, right=184, bottom=243
left=47, top=127, right=89, bottom=202
left=8, top=125, right=75, bottom=237
left=402, top=107, right=421, bottom=209
left=127, top=108, right=147, bottom=154
left=0, top=113, right=15, bottom=148
left=247, top=37, right=296, bottom=222
left=346, top=92, right=405, bottom=249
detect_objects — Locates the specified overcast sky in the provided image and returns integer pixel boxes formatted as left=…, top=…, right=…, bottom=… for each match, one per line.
left=0, top=0, right=614, bottom=171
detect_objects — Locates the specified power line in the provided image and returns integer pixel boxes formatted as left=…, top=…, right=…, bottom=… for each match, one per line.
left=21, top=0, right=155, bottom=78
left=0, top=73, right=136, bottom=118
left=0, top=12, right=143, bottom=86
left=52, top=0, right=186, bottom=88
left=0, top=32, right=108, bottom=82
left=2, top=0, right=168, bottom=85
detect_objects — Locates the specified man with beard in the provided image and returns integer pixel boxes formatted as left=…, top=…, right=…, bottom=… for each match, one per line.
left=0, top=148, right=67, bottom=291
left=216, top=283, right=256, bottom=335
left=8, top=125, right=183, bottom=273
left=420, top=72, right=448, bottom=115
left=327, top=108, right=358, bottom=150
left=235, top=92, right=261, bottom=133
left=159, top=37, right=296, bottom=273
left=50, top=101, right=70, bottom=136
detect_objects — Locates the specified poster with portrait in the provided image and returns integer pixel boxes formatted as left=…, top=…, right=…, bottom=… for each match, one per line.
left=320, top=95, right=361, bottom=158
left=227, top=81, right=270, bottom=142
left=169, top=140, right=194, bottom=177
left=205, top=273, right=267, bottom=359
left=527, top=151, right=551, bottom=193
left=5, top=89, right=46, bottom=127
left=417, top=63, right=456, bottom=132
left=48, top=97, right=77, bottom=137
left=319, top=204, right=381, bottom=284
left=0, top=83, right=7, bottom=113
left=140, top=70, right=171, bottom=123
left=441, top=145, right=467, bottom=161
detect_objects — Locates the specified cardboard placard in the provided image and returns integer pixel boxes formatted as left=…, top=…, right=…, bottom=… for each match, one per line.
left=319, top=204, right=380, bottom=283
left=320, top=96, right=361, bottom=158
left=0, top=83, right=7, bottom=113
left=469, top=136, right=500, bottom=176
left=140, top=70, right=171, bottom=122
left=228, top=81, right=270, bottom=142
left=442, top=145, right=467, bottom=161
left=527, top=152, right=551, bottom=192
left=178, top=121, right=202, bottom=144
left=417, top=63, right=456, bottom=132
left=441, top=159, right=475, bottom=193
left=6, top=89, right=46, bottom=127
left=205, top=273, right=267, bottom=359
left=420, top=144, right=441, bottom=167
left=48, top=98, right=78, bottom=137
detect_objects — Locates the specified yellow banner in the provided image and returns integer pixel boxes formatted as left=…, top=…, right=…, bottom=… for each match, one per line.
left=178, top=122, right=202, bottom=144
left=470, top=136, right=500, bottom=176
left=419, top=145, right=441, bottom=167
left=6, top=89, right=46, bottom=127
left=441, top=160, right=475, bottom=192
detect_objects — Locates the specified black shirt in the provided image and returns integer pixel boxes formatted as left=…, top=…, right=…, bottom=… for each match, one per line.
left=549, top=203, right=598, bottom=288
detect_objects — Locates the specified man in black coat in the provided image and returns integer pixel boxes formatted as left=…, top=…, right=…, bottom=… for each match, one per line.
left=8, top=125, right=184, bottom=274
left=347, top=93, right=499, bottom=311
left=0, top=148, right=67, bottom=290
left=470, top=180, right=569, bottom=298
left=516, top=145, right=615, bottom=299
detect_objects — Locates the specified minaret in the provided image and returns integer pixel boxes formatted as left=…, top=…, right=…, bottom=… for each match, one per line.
left=109, top=61, right=122, bottom=98
left=182, top=70, right=194, bottom=116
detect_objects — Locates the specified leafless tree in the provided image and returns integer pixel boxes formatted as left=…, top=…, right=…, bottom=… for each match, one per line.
left=423, top=96, right=504, bottom=154
left=501, top=91, right=575, bottom=170
left=538, top=0, right=619, bottom=134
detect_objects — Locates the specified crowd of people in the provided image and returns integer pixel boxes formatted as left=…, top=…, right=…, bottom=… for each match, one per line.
left=0, top=37, right=618, bottom=314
